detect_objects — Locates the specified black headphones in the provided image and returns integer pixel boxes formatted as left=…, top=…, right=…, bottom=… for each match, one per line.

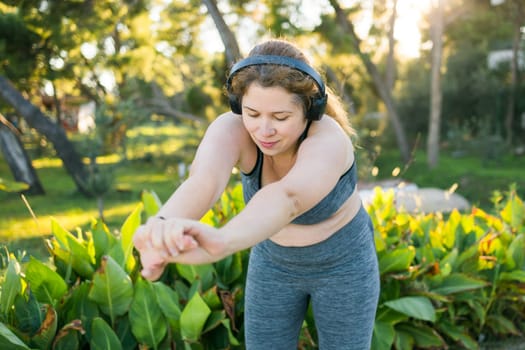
left=226, top=55, right=327, bottom=121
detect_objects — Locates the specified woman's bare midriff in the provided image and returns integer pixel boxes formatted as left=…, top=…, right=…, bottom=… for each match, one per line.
left=269, top=190, right=363, bottom=247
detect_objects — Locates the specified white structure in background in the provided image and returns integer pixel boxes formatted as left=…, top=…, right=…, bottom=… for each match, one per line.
left=77, top=101, right=96, bottom=133
left=490, top=0, right=505, bottom=5
left=488, top=50, right=525, bottom=70
left=358, top=180, right=471, bottom=213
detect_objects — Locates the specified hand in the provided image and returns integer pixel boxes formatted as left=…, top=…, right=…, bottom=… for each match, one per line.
left=133, top=216, right=199, bottom=280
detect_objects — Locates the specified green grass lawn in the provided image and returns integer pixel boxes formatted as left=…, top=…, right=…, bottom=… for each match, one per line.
left=1, top=123, right=524, bottom=259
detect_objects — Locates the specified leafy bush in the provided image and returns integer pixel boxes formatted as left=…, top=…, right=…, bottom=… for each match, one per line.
left=370, top=185, right=525, bottom=349
left=0, top=184, right=524, bottom=349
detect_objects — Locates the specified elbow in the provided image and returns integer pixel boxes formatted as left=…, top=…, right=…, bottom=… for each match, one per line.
left=283, top=187, right=303, bottom=220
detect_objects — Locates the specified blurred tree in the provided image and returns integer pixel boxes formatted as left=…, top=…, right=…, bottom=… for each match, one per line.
left=328, top=0, right=410, bottom=163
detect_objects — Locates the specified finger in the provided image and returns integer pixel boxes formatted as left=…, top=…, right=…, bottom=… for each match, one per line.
left=150, top=220, right=168, bottom=251
left=133, top=225, right=149, bottom=250
left=162, top=220, right=187, bottom=255
left=142, top=266, right=164, bottom=281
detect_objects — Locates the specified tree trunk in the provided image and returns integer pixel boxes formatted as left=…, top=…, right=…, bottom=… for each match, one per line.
left=0, top=75, right=92, bottom=196
left=0, top=114, right=45, bottom=195
left=329, top=0, right=410, bottom=163
left=386, top=0, right=398, bottom=91
left=504, top=0, right=523, bottom=146
left=427, top=0, right=444, bottom=169
left=202, top=0, right=242, bottom=66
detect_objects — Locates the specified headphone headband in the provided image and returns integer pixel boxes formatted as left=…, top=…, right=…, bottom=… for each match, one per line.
left=226, top=55, right=327, bottom=121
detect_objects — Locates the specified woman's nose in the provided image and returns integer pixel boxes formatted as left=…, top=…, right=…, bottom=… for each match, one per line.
left=261, top=119, right=276, bottom=136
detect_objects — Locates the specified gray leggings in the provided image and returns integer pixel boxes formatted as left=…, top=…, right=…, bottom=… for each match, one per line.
left=244, top=206, right=380, bottom=350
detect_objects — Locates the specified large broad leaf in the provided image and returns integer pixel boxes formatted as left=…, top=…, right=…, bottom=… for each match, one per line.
left=61, top=282, right=99, bottom=340
left=52, top=320, right=83, bottom=350
left=430, top=273, right=488, bottom=295
left=90, top=317, right=123, bottom=350
left=500, top=193, right=524, bottom=230
left=0, top=256, right=21, bottom=316
left=30, top=304, right=57, bottom=350
left=91, top=219, right=117, bottom=265
left=153, top=282, right=181, bottom=320
left=129, top=279, right=167, bottom=348
left=25, top=257, right=67, bottom=306
left=180, top=291, right=211, bottom=342
left=120, top=204, right=142, bottom=273
left=379, top=248, right=415, bottom=274
left=0, top=322, right=31, bottom=349
left=438, top=320, right=478, bottom=349
left=50, top=219, right=95, bottom=278
left=215, top=252, right=243, bottom=286
left=14, top=288, right=43, bottom=334
left=396, top=323, right=445, bottom=348
left=141, top=190, right=162, bottom=218
left=385, top=296, right=436, bottom=322
left=176, top=263, right=215, bottom=290
left=499, top=270, right=525, bottom=283
left=88, top=256, right=133, bottom=324
left=505, top=234, right=524, bottom=270
left=371, top=320, right=395, bottom=350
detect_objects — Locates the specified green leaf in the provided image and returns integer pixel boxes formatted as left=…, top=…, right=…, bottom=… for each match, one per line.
left=221, top=319, right=240, bottom=346
left=385, top=296, right=436, bottom=322
left=153, top=282, right=181, bottom=320
left=500, top=193, right=524, bottom=229
left=129, top=279, right=167, bottom=348
left=50, top=219, right=95, bottom=278
left=120, top=204, right=142, bottom=273
left=430, top=273, right=488, bottom=295
left=486, top=315, right=521, bottom=336
left=61, top=282, right=99, bottom=339
left=499, top=270, right=525, bottom=283
left=379, top=248, right=415, bottom=274
left=215, top=252, right=243, bottom=286
left=25, top=257, right=67, bottom=306
left=30, top=305, right=57, bottom=350
left=141, top=190, right=162, bottom=218
left=371, top=320, right=395, bottom=350
left=90, top=317, right=123, bottom=350
left=91, top=219, right=117, bottom=265
left=14, top=288, right=43, bottom=334
left=396, top=323, right=445, bottom=348
left=505, top=234, right=524, bottom=270
left=0, top=256, right=21, bottom=316
left=0, top=322, right=31, bottom=349
left=176, top=263, right=215, bottom=289
left=438, top=320, right=478, bottom=349
left=180, top=291, right=211, bottom=342
left=88, top=256, right=133, bottom=324
left=52, top=320, right=83, bottom=350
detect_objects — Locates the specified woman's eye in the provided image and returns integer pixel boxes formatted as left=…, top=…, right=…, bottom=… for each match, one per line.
left=275, top=115, right=289, bottom=121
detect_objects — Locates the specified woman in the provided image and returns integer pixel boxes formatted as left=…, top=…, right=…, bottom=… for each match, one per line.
left=133, top=38, right=380, bottom=349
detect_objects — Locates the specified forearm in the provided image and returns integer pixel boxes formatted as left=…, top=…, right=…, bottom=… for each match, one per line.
left=220, top=182, right=299, bottom=254
left=156, top=175, right=222, bottom=220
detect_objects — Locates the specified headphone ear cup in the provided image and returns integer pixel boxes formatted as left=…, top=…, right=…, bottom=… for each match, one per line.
left=229, top=94, right=242, bottom=114
left=306, top=94, right=328, bottom=121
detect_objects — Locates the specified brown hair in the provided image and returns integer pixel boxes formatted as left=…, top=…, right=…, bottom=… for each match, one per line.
left=227, top=38, right=354, bottom=135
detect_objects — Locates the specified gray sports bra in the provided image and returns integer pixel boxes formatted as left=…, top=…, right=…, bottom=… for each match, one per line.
left=240, top=148, right=357, bottom=225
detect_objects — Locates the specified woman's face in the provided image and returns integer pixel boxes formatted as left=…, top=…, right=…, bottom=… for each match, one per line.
left=241, top=83, right=307, bottom=157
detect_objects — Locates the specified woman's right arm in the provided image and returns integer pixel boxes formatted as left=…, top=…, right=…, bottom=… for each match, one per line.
left=133, top=113, right=248, bottom=279
left=155, top=113, right=247, bottom=220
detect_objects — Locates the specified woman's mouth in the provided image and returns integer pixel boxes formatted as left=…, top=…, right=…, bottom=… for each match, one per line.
left=259, top=140, right=277, bottom=149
